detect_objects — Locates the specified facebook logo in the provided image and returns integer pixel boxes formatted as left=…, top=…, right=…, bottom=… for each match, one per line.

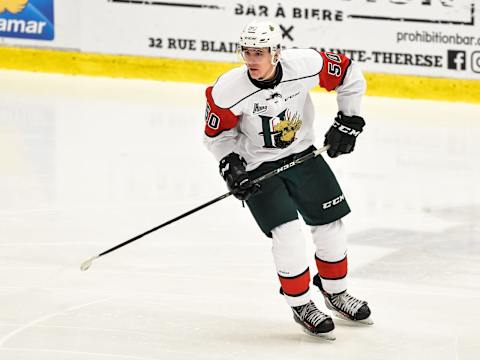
left=447, top=50, right=466, bottom=71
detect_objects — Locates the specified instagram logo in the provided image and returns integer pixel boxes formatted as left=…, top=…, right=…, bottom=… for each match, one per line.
left=472, top=51, right=480, bottom=73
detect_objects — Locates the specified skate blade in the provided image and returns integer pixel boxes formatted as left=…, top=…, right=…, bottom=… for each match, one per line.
left=301, top=328, right=336, bottom=341
left=332, top=311, right=374, bottom=325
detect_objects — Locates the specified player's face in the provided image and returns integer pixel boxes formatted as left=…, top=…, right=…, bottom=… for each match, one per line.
left=241, top=47, right=276, bottom=80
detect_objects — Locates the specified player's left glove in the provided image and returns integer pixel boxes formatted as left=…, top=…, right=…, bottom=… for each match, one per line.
left=219, top=153, right=260, bottom=201
left=324, top=111, right=365, bottom=158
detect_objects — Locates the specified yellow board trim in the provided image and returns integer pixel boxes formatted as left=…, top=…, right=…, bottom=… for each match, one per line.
left=1, top=46, right=479, bottom=103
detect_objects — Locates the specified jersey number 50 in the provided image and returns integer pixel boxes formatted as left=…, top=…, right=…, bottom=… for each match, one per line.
left=326, top=52, right=342, bottom=77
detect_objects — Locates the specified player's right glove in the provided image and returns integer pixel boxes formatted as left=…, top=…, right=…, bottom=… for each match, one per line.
left=324, top=111, right=366, bottom=158
left=219, top=153, right=260, bottom=201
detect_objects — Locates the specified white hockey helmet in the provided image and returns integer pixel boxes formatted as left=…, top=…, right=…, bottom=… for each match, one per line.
left=239, top=21, right=282, bottom=64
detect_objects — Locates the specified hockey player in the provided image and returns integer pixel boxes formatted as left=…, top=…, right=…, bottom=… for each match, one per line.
left=203, top=20, right=372, bottom=339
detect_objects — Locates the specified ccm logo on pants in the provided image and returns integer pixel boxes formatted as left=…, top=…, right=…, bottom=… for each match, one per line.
left=322, top=194, right=345, bottom=209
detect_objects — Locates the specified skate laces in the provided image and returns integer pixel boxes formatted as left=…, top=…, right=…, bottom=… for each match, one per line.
left=295, top=301, right=329, bottom=326
left=330, top=292, right=366, bottom=316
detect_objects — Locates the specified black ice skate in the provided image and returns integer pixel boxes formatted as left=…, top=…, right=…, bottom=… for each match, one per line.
left=291, top=301, right=335, bottom=340
left=313, top=274, right=373, bottom=325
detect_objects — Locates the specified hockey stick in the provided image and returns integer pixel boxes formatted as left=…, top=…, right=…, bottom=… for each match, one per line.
left=80, top=145, right=330, bottom=271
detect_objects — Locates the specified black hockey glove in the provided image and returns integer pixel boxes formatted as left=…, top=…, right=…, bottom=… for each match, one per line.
left=324, top=111, right=366, bottom=158
left=219, top=153, right=260, bottom=201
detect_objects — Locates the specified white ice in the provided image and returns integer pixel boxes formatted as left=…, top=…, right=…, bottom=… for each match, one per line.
left=0, top=70, right=479, bottom=360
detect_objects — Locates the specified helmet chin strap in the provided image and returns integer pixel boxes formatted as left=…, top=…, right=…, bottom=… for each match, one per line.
left=270, top=47, right=281, bottom=65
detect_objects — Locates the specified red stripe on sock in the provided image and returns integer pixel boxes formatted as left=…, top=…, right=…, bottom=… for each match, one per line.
left=315, top=255, right=348, bottom=280
left=278, top=268, right=310, bottom=296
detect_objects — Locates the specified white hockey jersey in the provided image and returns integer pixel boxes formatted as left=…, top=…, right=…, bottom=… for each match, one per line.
left=203, top=48, right=366, bottom=171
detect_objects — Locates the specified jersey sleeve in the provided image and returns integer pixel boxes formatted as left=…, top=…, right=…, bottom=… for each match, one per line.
left=318, top=52, right=352, bottom=92
left=203, top=86, right=240, bottom=162
left=335, top=61, right=366, bottom=116
left=204, top=86, right=239, bottom=137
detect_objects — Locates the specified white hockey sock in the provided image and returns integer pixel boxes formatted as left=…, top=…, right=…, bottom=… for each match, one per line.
left=271, top=220, right=311, bottom=307
left=311, top=219, right=348, bottom=294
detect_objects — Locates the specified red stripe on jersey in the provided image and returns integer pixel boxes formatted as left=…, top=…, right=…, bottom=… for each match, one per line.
left=204, top=86, right=239, bottom=137
left=318, top=52, right=352, bottom=92
left=315, top=255, right=348, bottom=280
left=278, top=268, right=310, bottom=297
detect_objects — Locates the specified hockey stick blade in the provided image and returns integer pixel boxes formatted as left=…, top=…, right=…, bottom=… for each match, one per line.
left=80, top=255, right=99, bottom=271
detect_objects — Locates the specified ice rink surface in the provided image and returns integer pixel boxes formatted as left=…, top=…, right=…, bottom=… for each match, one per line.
left=0, top=69, right=479, bottom=360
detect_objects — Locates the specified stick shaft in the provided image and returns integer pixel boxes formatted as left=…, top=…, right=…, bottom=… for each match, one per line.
left=99, top=192, right=231, bottom=257
left=94, top=145, right=329, bottom=259
left=252, top=145, right=328, bottom=184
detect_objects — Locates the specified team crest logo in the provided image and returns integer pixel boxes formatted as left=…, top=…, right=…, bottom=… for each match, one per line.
left=0, top=0, right=55, bottom=40
left=259, top=109, right=303, bottom=149
left=252, top=103, right=267, bottom=115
